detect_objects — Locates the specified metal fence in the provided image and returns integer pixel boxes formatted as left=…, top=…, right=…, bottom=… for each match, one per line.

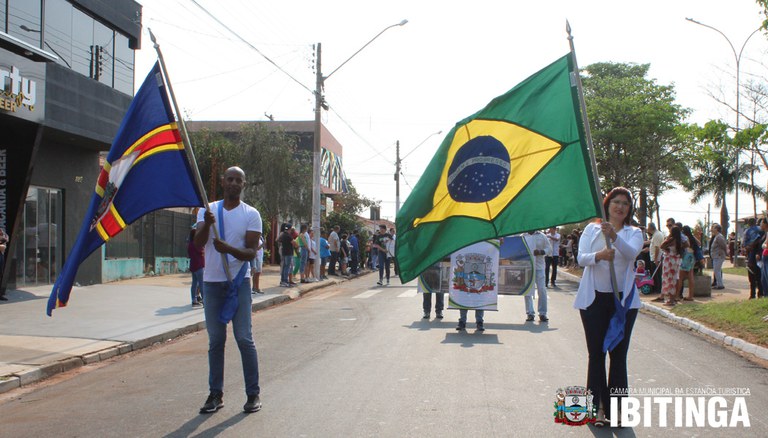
left=105, top=210, right=196, bottom=264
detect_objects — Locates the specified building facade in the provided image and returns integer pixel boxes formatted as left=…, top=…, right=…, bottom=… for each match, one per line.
left=0, top=0, right=142, bottom=292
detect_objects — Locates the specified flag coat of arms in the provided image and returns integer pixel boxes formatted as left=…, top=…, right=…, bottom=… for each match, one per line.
left=47, top=62, right=204, bottom=315
left=396, top=54, right=601, bottom=283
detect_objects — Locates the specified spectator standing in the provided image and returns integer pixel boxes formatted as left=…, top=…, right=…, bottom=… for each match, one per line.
left=545, top=227, right=561, bottom=287
left=187, top=226, right=205, bottom=307
left=709, top=223, right=727, bottom=290
left=278, top=223, right=296, bottom=287
left=645, top=223, right=664, bottom=295
left=328, top=226, right=340, bottom=276
left=319, top=230, right=331, bottom=280
left=523, top=230, right=550, bottom=322
left=372, top=224, right=393, bottom=285
left=349, top=231, right=359, bottom=274
left=743, top=218, right=765, bottom=299
left=659, top=226, right=683, bottom=305
left=251, top=236, right=264, bottom=294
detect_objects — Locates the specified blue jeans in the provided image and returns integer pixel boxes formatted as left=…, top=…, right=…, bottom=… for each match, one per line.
left=761, top=261, right=768, bottom=297
left=459, top=309, right=484, bottom=324
left=378, top=252, right=390, bottom=281
left=203, top=281, right=260, bottom=396
left=525, top=268, right=548, bottom=316
left=190, top=268, right=204, bottom=304
left=280, top=254, right=292, bottom=284
left=300, top=247, right=309, bottom=272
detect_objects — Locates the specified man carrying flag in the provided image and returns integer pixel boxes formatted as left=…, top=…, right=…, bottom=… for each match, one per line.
left=194, top=166, right=263, bottom=414
left=47, top=62, right=204, bottom=315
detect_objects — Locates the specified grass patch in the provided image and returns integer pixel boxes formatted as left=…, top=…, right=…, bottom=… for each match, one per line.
left=672, top=299, right=768, bottom=347
left=721, top=266, right=748, bottom=277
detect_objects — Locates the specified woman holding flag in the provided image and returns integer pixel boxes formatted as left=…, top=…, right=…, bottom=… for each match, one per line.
left=574, top=187, right=643, bottom=427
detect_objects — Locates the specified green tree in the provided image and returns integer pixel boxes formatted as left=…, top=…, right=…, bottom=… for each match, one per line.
left=686, top=120, right=767, bottom=235
left=237, top=123, right=312, bottom=222
left=581, top=62, right=689, bottom=225
left=189, top=128, right=242, bottom=200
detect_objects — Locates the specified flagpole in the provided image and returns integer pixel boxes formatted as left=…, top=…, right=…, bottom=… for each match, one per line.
left=566, top=20, right=620, bottom=299
left=148, top=28, right=232, bottom=282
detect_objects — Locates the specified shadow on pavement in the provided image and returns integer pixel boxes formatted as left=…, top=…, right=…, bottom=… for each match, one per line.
left=155, top=305, right=199, bottom=316
left=0, top=289, right=45, bottom=303
left=164, top=411, right=250, bottom=438
left=584, top=422, right=637, bottom=437
left=441, top=332, right=502, bottom=347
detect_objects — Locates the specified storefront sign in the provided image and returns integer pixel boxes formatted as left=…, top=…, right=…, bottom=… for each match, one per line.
left=0, top=49, right=45, bottom=123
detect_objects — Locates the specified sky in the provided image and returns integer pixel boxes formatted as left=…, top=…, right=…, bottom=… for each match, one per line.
left=135, top=0, right=768, bottom=229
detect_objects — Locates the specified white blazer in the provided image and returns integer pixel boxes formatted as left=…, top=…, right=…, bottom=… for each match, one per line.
left=574, top=222, right=644, bottom=310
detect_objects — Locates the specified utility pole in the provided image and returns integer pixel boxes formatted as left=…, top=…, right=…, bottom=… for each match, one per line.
left=395, top=140, right=401, bottom=216
left=312, top=43, right=323, bottom=280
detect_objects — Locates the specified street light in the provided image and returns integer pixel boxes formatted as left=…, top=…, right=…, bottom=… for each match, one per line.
left=395, top=130, right=442, bottom=216
left=686, top=18, right=761, bottom=248
left=312, top=19, right=408, bottom=278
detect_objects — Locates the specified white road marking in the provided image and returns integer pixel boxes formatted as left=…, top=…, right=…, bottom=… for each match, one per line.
left=307, top=290, right=344, bottom=300
left=353, top=289, right=383, bottom=299
left=397, top=289, right=418, bottom=298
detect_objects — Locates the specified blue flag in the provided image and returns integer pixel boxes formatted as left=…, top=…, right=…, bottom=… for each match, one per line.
left=602, top=285, right=636, bottom=352
left=47, top=63, right=204, bottom=316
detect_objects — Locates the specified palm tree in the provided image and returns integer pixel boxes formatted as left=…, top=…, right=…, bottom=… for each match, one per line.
left=688, top=121, right=767, bottom=236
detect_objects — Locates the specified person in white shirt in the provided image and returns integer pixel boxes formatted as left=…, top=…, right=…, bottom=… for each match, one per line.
left=574, top=187, right=643, bottom=427
left=194, top=167, right=262, bottom=414
left=522, top=230, right=551, bottom=322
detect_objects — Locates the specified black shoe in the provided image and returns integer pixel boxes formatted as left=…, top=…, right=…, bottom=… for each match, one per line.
left=192, top=301, right=203, bottom=307
left=377, top=280, right=383, bottom=286
left=436, top=311, right=443, bottom=319
left=539, top=315, right=549, bottom=322
left=0, top=296, right=7, bottom=301
left=477, top=322, right=485, bottom=332
left=456, top=323, right=466, bottom=331
left=422, top=312, right=430, bottom=319
left=200, top=392, right=224, bottom=414
left=243, top=395, right=262, bottom=413
left=526, top=314, right=535, bottom=322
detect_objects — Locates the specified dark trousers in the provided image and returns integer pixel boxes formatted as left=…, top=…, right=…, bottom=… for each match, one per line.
left=579, top=292, right=638, bottom=412
left=378, top=252, right=390, bottom=281
left=422, top=292, right=444, bottom=312
left=350, top=249, right=359, bottom=274
left=748, top=263, right=764, bottom=298
left=650, top=260, right=662, bottom=294
left=545, top=256, right=559, bottom=285
left=329, top=251, right=339, bottom=275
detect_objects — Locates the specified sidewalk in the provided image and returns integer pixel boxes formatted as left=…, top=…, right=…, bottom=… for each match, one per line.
left=558, top=265, right=768, bottom=363
left=0, top=265, right=370, bottom=394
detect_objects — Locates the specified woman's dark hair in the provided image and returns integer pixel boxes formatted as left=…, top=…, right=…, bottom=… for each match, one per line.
left=682, top=225, right=700, bottom=250
left=603, top=187, right=634, bottom=226
left=670, top=226, right=683, bottom=254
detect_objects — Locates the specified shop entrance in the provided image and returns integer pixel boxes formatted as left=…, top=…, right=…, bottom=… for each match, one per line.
left=16, top=186, right=63, bottom=286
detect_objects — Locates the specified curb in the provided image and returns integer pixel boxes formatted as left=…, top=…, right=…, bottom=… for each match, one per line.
left=557, top=270, right=768, bottom=363
left=0, top=270, right=371, bottom=395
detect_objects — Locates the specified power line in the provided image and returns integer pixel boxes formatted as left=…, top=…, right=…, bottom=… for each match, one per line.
left=327, top=105, right=393, bottom=165
left=188, top=0, right=313, bottom=96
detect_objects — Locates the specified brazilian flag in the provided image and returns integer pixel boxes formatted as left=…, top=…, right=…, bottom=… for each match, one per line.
left=396, top=53, right=601, bottom=283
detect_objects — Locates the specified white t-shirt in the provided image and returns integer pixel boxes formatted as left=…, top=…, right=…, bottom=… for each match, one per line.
left=309, top=238, right=317, bottom=260
left=547, top=232, right=561, bottom=255
left=196, top=200, right=262, bottom=282
left=522, top=232, right=551, bottom=271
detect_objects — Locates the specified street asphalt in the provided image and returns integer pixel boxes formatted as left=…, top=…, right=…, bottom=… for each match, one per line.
left=0, top=263, right=766, bottom=395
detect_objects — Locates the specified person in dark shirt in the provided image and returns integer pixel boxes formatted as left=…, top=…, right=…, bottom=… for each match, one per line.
left=278, top=223, right=297, bottom=287
left=372, top=224, right=393, bottom=285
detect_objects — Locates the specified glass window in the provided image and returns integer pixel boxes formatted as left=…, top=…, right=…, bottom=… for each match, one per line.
left=15, top=187, right=62, bottom=286
left=43, top=0, right=73, bottom=69
left=113, top=32, right=134, bottom=94
left=93, top=19, right=113, bottom=86
left=8, top=0, right=42, bottom=47
left=70, top=7, right=93, bottom=77
left=0, top=2, right=7, bottom=33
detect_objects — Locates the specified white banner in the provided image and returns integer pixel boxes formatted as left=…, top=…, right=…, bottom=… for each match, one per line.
left=448, top=240, right=499, bottom=311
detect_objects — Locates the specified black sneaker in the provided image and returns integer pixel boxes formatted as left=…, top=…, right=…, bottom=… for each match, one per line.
left=422, top=312, right=430, bottom=319
left=477, top=322, right=485, bottom=332
left=539, top=315, right=549, bottom=322
left=243, top=394, right=262, bottom=413
left=526, top=314, right=535, bottom=322
left=377, top=280, right=383, bottom=286
left=192, top=301, right=203, bottom=307
left=200, top=392, right=224, bottom=414
left=456, top=323, right=466, bottom=331
left=436, top=311, right=443, bottom=319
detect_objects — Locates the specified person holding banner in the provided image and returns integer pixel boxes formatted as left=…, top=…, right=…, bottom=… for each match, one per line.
left=194, top=167, right=263, bottom=414
left=523, top=230, right=550, bottom=322
left=574, top=187, right=643, bottom=426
